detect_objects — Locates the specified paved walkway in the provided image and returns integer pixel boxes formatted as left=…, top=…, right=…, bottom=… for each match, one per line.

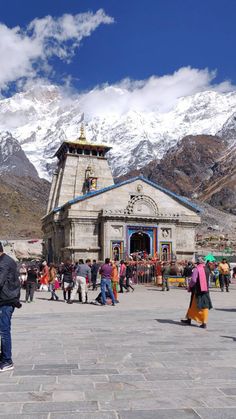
left=1, top=285, right=236, bottom=418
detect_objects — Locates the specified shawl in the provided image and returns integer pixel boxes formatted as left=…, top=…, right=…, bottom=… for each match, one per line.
left=197, top=264, right=208, bottom=292
left=189, top=264, right=208, bottom=292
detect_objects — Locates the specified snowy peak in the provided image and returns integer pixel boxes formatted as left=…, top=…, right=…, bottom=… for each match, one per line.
left=0, top=85, right=236, bottom=179
left=21, top=85, right=60, bottom=104
left=0, top=131, right=38, bottom=178
left=0, top=131, right=21, bottom=162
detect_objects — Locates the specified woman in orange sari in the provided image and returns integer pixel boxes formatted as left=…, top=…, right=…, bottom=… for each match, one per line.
left=181, top=258, right=212, bottom=329
left=111, top=261, right=119, bottom=303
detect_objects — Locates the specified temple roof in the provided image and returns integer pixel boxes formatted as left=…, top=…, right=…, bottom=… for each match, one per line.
left=54, top=124, right=112, bottom=158
left=53, top=175, right=202, bottom=214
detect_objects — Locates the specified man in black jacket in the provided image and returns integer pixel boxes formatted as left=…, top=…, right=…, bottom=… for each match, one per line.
left=91, top=260, right=99, bottom=290
left=0, top=242, right=21, bottom=372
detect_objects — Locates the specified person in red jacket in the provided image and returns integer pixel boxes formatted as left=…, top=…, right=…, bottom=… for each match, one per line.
left=119, top=260, right=128, bottom=293
left=39, top=261, right=49, bottom=291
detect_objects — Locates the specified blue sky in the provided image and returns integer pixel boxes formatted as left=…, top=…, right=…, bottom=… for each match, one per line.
left=0, top=0, right=235, bottom=93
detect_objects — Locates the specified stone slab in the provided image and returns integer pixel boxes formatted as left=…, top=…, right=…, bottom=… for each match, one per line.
left=22, top=401, right=98, bottom=413
left=0, top=415, right=48, bottom=419
left=50, top=412, right=117, bottom=419
left=118, top=410, right=200, bottom=419
left=195, top=408, right=236, bottom=419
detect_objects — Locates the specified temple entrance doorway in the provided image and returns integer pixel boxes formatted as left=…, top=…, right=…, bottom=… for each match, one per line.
left=130, top=231, right=150, bottom=255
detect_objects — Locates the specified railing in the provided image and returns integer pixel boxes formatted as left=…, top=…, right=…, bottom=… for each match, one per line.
left=128, top=261, right=158, bottom=284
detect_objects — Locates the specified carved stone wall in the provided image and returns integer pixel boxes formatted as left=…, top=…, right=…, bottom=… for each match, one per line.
left=125, top=195, right=159, bottom=216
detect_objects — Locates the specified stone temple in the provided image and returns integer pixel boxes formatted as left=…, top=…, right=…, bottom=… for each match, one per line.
left=42, top=127, right=201, bottom=263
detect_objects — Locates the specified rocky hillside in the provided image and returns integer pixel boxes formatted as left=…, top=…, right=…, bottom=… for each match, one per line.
left=197, top=145, right=236, bottom=213
left=201, top=112, right=236, bottom=212
left=0, top=133, right=50, bottom=238
left=118, top=133, right=236, bottom=215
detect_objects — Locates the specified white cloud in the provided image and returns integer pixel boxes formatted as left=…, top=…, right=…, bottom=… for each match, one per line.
left=0, top=9, right=114, bottom=91
left=75, top=67, right=236, bottom=116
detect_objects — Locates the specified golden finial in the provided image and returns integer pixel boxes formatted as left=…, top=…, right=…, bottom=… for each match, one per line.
left=79, top=124, right=86, bottom=142
left=78, top=113, right=87, bottom=143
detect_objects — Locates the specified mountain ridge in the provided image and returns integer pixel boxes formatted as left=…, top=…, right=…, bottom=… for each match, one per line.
left=0, top=85, right=236, bottom=179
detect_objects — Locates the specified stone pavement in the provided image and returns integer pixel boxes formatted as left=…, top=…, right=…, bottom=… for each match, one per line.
left=1, top=284, right=236, bottom=418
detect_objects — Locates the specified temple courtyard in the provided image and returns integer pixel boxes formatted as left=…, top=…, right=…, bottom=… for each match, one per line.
left=1, top=285, right=236, bottom=419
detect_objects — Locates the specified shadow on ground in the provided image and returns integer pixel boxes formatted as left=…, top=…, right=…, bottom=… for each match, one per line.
left=221, top=335, right=236, bottom=341
left=146, top=287, right=185, bottom=292
left=33, top=297, right=66, bottom=304
left=155, top=319, right=199, bottom=328
left=215, top=308, right=236, bottom=312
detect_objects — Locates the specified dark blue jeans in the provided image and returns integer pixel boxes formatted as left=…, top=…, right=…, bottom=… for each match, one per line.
left=48, top=283, right=58, bottom=300
left=101, top=278, right=115, bottom=305
left=0, top=305, right=14, bottom=363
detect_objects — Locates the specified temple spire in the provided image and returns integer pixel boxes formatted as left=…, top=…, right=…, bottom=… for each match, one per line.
left=78, top=113, right=87, bottom=143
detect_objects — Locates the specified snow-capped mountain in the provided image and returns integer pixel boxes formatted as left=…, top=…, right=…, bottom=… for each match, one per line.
left=0, top=130, right=50, bottom=239
left=0, top=84, right=236, bottom=180
left=0, top=131, right=38, bottom=178
left=217, top=112, right=236, bottom=145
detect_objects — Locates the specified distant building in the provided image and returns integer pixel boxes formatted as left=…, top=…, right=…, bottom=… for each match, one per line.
left=42, top=126, right=201, bottom=262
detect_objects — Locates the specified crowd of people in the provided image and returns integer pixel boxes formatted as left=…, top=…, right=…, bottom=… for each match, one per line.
left=17, top=256, right=235, bottom=304
left=18, top=258, right=136, bottom=305
left=1, top=236, right=236, bottom=372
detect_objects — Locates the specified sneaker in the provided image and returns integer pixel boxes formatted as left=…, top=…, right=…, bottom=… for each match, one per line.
left=199, top=323, right=207, bottom=329
left=90, top=300, right=100, bottom=305
left=0, top=362, right=14, bottom=372
left=67, top=300, right=73, bottom=304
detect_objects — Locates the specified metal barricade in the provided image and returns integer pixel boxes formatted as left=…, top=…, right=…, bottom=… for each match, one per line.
left=131, top=261, right=157, bottom=284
